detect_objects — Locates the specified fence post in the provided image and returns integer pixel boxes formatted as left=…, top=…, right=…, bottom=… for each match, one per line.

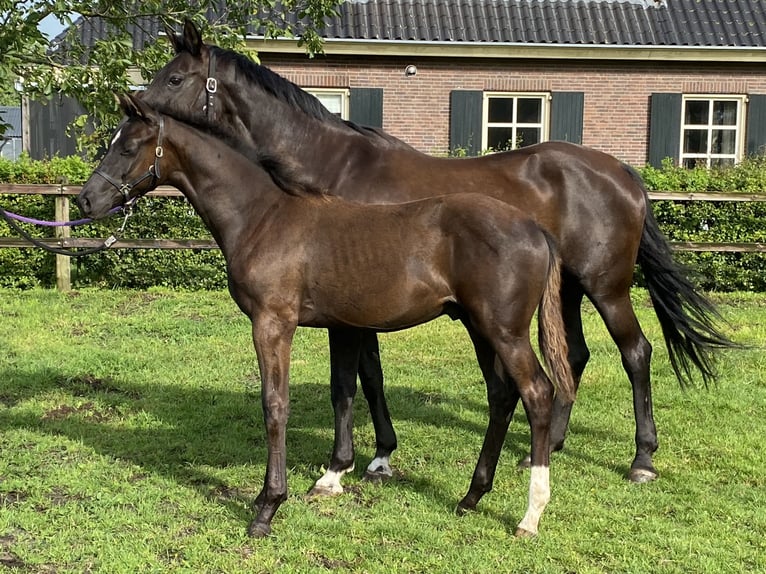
left=55, top=184, right=71, bottom=291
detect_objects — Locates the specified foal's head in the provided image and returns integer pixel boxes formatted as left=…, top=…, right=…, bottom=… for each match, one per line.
left=77, top=94, right=165, bottom=219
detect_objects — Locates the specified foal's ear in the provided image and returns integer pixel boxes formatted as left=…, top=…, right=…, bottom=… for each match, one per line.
left=118, top=93, right=159, bottom=125
left=182, top=19, right=203, bottom=57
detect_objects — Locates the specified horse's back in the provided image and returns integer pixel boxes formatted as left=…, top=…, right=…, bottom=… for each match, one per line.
left=355, top=141, right=644, bottom=289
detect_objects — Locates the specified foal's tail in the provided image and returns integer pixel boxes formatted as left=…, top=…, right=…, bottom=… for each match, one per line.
left=624, top=164, right=739, bottom=388
left=538, top=236, right=577, bottom=404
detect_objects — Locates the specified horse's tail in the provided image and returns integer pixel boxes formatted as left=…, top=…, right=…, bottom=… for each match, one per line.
left=538, top=235, right=576, bottom=404
left=624, top=164, right=739, bottom=387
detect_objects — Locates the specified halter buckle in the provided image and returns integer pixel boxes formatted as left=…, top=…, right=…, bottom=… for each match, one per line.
left=119, top=183, right=132, bottom=203
left=206, top=77, right=217, bottom=93
left=155, top=146, right=164, bottom=158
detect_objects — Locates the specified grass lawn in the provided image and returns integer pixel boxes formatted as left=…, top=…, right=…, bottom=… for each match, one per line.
left=1, top=288, right=764, bottom=573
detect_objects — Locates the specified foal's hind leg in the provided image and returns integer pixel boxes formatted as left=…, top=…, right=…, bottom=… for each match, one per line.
left=456, top=326, right=520, bottom=515
left=309, top=328, right=364, bottom=496
left=591, top=291, right=657, bottom=482
left=358, top=331, right=398, bottom=482
left=497, top=338, right=555, bottom=537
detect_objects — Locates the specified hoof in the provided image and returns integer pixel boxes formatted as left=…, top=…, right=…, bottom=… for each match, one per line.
left=514, top=527, right=537, bottom=538
left=517, top=454, right=531, bottom=470
left=306, top=484, right=343, bottom=498
left=362, top=468, right=393, bottom=483
left=248, top=521, right=271, bottom=538
left=455, top=501, right=474, bottom=517
left=628, top=467, right=659, bottom=484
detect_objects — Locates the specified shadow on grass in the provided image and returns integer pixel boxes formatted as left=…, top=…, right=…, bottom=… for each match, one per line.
left=0, top=365, right=626, bottom=529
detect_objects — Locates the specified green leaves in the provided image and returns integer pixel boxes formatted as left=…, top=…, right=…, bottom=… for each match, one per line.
left=1, top=1, right=342, bottom=158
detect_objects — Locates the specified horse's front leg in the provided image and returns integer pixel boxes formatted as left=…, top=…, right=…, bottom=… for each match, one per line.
left=248, top=314, right=296, bottom=538
left=309, top=327, right=365, bottom=496
left=358, top=330, right=397, bottom=481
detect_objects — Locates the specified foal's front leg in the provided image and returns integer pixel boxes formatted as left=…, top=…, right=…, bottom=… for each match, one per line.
left=248, top=314, right=296, bottom=538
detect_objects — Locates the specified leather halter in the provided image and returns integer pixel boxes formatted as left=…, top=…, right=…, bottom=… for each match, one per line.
left=93, top=116, right=165, bottom=207
left=204, top=50, right=217, bottom=120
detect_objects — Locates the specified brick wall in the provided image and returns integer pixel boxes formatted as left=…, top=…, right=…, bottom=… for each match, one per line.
left=260, top=53, right=766, bottom=166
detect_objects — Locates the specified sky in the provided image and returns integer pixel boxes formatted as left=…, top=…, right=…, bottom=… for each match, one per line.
left=38, top=14, right=69, bottom=39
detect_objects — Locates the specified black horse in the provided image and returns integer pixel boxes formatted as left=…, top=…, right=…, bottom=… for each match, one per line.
left=138, top=21, right=735, bottom=493
left=77, top=94, right=576, bottom=537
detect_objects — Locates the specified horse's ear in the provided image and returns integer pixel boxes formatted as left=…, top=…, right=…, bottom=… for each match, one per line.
left=164, top=22, right=182, bottom=54
left=182, top=19, right=203, bottom=57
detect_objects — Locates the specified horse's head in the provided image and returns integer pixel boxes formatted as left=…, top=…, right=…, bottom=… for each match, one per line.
left=77, top=94, right=166, bottom=219
left=140, top=20, right=216, bottom=125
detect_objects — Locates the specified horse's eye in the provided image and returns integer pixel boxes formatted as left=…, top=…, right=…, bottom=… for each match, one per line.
left=168, top=75, right=183, bottom=87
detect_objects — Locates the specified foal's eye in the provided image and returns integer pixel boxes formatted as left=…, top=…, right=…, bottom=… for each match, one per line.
left=168, top=75, right=183, bottom=87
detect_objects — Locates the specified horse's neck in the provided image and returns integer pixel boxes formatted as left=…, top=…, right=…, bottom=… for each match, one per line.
left=163, top=123, right=281, bottom=255
left=226, top=84, right=385, bottom=190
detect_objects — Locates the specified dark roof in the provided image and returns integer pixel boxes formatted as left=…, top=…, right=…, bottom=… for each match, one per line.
left=311, top=0, right=766, bottom=47
left=58, top=0, right=766, bottom=51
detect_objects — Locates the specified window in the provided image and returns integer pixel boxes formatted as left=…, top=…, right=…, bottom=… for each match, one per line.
left=482, top=93, right=549, bottom=152
left=680, top=95, right=745, bottom=168
left=305, top=88, right=349, bottom=119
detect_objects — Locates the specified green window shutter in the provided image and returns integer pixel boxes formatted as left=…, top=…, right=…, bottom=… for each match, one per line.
left=746, top=94, right=766, bottom=157
left=648, top=93, right=682, bottom=168
left=449, top=90, right=483, bottom=156
left=349, top=88, right=383, bottom=128
left=549, top=92, right=584, bottom=144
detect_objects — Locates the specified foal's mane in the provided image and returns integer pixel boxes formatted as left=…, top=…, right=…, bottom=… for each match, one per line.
left=163, top=109, right=326, bottom=197
left=210, top=46, right=413, bottom=150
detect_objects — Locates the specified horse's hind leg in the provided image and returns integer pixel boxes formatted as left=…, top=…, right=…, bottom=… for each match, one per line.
left=358, top=331, right=398, bottom=481
left=550, top=276, right=590, bottom=450
left=519, top=277, right=589, bottom=470
left=456, top=325, right=520, bottom=515
left=591, top=291, right=657, bottom=482
left=309, top=327, right=365, bottom=496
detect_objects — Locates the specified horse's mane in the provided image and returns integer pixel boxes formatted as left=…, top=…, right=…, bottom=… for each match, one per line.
left=209, top=45, right=414, bottom=150
left=161, top=108, right=326, bottom=198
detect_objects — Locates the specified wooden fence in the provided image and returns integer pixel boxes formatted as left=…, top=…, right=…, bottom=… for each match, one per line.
left=1, top=184, right=765, bottom=290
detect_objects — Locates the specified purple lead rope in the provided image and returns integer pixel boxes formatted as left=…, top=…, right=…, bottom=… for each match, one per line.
left=2, top=205, right=122, bottom=227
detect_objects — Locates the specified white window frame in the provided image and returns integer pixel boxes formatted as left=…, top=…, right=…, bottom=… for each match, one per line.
left=482, top=92, right=550, bottom=153
left=679, top=94, right=746, bottom=168
left=304, top=88, right=350, bottom=120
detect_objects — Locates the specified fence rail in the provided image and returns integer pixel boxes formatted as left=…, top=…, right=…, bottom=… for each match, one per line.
left=2, top=184, right=765, bottom=289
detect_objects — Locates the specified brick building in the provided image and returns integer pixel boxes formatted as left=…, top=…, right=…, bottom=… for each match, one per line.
left=44, top=0, right=766, bottom=167
left=249, top=0, right=766, bottom=167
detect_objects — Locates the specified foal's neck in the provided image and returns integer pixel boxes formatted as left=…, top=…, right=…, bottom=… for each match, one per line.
left=164, top=119, right=283, bottom=254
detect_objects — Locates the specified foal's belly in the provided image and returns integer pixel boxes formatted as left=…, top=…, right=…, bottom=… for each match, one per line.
left=300, top=274, right=454, bottom=331
left=298, top=221, right=456, bottom=329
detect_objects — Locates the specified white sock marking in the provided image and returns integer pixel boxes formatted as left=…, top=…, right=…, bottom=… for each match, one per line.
left=366, top=456, right=393, bottom=477
left=312, top=464, right=354, bottom=495
left=516, top=465, right=550, bottom=535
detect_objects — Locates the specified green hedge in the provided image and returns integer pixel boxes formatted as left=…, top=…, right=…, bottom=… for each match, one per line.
left=638, top=157, right=766, bottom=292
left=1, top=154, right=765, bottom=290
left=0, top=154, right=226, bottom=289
